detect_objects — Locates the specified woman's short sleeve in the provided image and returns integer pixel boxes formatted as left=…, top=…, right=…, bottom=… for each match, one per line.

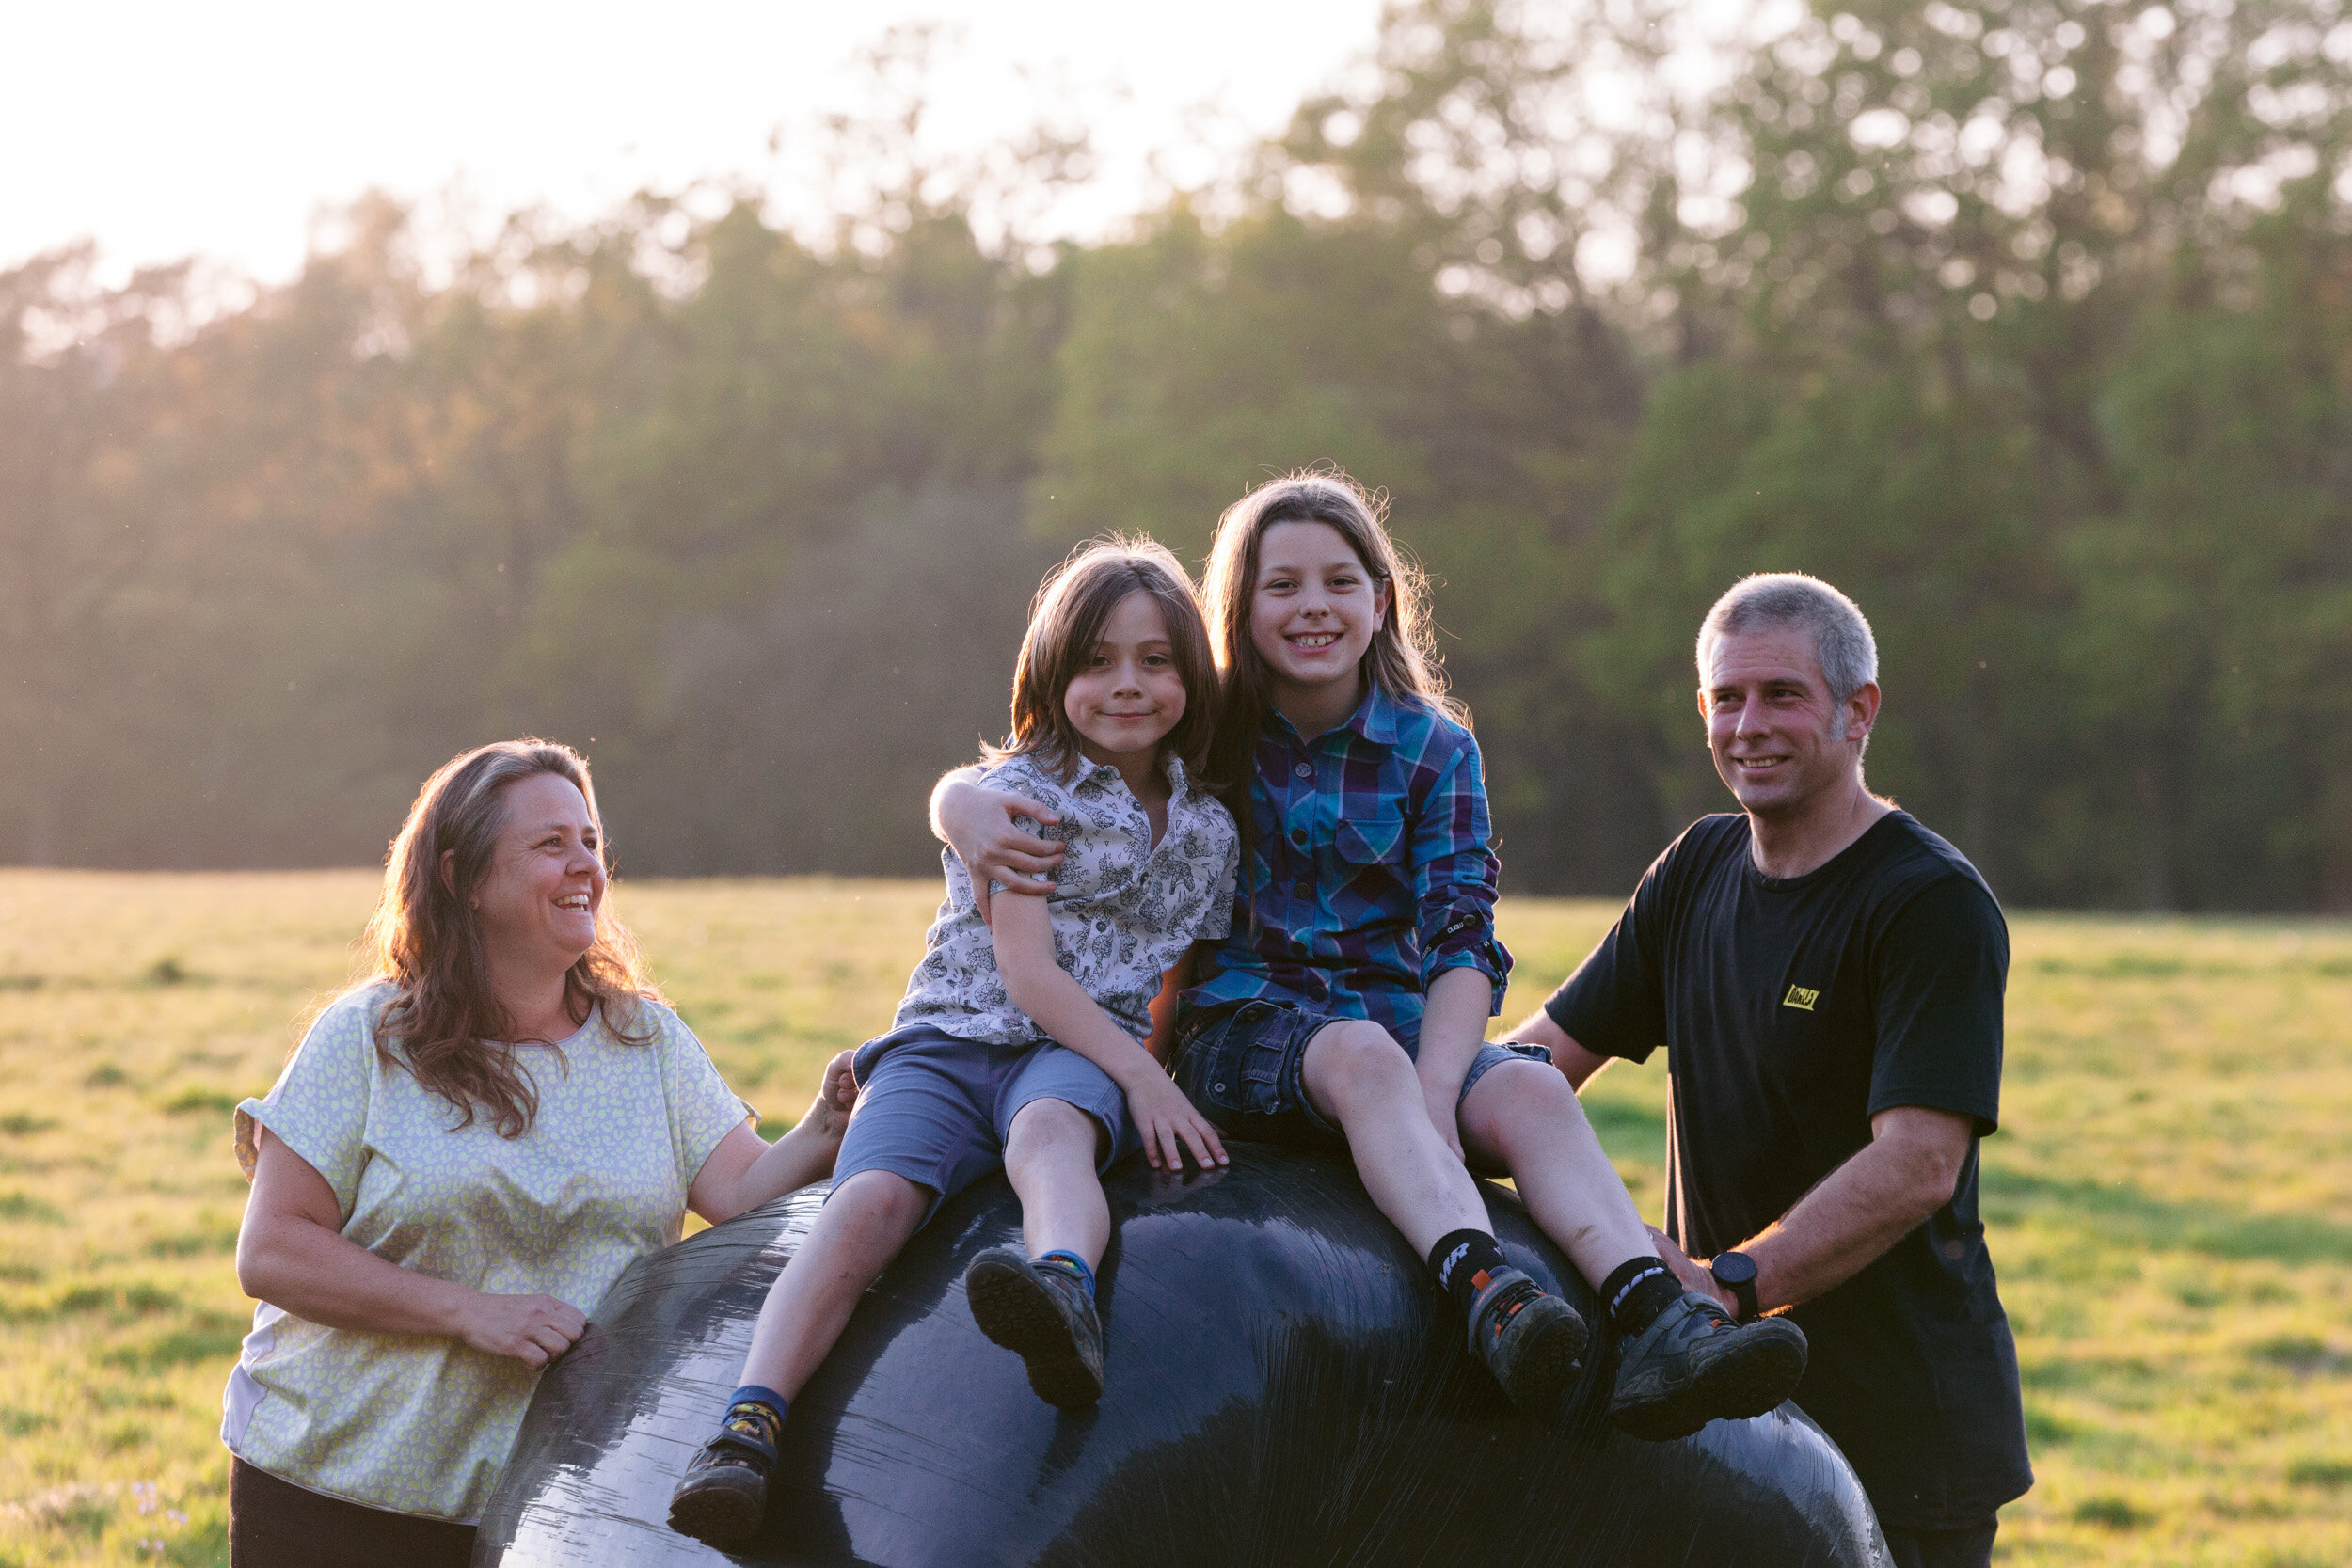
left=652, top=1004, right=756, bottom=1192
left=233, top=988, right=384, bottom=1219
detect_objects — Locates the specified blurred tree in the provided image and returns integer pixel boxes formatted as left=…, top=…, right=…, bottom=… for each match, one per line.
left=4, top=0, right=2345, bottom=909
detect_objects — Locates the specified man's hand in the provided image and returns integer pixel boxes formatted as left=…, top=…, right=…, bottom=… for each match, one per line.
left=1120, top=1068, right=1230, bottom=1173
left=934, top=779, right=1063, bottom=923
left=1647, top=1224, right=1736, bottom=1314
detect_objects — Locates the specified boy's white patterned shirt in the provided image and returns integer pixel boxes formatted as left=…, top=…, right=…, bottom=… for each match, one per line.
left=893, top=750, right=1239, bottom=1046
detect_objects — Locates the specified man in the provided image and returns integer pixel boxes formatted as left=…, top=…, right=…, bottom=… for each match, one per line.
left=1504, top=574, right=2032, bottom=1568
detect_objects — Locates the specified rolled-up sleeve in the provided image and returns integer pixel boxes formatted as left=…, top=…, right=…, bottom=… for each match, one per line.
left=234, top=989, right=380, bottom=1219
left=1411, top=738, right=1512, bottom=1012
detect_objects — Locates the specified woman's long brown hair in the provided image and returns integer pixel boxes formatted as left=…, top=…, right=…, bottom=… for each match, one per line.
left=359, top=738, right=660, bottom=1138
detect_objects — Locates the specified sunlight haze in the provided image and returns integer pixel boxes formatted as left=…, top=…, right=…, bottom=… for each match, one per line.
left=5, top=0, right=1385, bottom=281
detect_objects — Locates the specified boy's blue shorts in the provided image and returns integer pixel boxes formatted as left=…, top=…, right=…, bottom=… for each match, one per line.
left=1169, top=1000, right=1552, bottom=1149
left=836, top=1024, right=1141, bottom=1224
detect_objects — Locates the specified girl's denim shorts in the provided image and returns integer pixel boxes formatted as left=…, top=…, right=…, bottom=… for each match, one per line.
left=1169, top=1000, right=1552, bottom=1147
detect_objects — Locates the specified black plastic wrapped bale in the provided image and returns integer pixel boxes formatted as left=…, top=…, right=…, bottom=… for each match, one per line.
left=475, top=1144, right=1887, bottom=1567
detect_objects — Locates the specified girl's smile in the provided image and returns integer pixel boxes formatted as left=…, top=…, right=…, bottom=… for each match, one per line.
left=1249, top=521, right=1391, bottom=724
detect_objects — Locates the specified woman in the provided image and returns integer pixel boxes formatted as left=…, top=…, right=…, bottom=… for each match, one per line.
left=226, top=738, right=852, bottom=1566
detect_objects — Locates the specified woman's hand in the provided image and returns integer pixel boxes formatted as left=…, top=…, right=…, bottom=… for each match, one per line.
left=1120, top=1067, right=1230, bottom=1173
left=801, top=1048, right=858, bottom=1141
left=933, top=776, right=1063, bottom=921
left=453, top=1291, right=588, bottom=1370
left=239, top=1127, right=589, bottom=1360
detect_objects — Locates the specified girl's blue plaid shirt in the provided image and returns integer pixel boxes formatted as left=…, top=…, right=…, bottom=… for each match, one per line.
left=1183, top=685, right=1513, bottom=1051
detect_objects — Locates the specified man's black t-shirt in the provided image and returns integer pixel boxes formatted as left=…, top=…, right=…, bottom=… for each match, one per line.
left=1545, top=810, right=2032, bottom=1529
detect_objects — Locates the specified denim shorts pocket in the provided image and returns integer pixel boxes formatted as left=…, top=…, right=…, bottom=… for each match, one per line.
left=1233, top=1032, right=1289, bottom=1117
left=1179, top=1003, right=1282, bottom=1117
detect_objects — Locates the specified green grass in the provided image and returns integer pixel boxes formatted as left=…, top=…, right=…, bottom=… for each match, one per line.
left=1, top=872, right=2348, bottom=1564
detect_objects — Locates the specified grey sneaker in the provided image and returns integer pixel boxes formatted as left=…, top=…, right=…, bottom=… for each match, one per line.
left=965, top=1245, right=1105, bottom=1408
left=667, top=1400, right=780, bottom=1547
left=1466, top=1265, right=1589, bottom=1418
left=1610, top=1291, right=1808, bottom=1441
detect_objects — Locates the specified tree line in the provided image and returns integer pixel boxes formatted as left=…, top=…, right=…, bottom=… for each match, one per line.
left=6, top=0, right=2348, bottom=911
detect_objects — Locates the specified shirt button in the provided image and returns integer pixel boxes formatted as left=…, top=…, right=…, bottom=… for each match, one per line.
left=1214, top=1082, right=1226, bottom=1094
left=1289, top=828, right=1308, bottom=847
left=1294, top=762, right=1313, bottom=779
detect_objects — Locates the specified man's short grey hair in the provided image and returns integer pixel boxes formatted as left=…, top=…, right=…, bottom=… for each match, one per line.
left=1696, top=573, right=1879, bottom=709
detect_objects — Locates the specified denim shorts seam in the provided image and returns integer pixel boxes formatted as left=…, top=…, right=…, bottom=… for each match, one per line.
left=1456, top=1039, right=1553, bottom=1110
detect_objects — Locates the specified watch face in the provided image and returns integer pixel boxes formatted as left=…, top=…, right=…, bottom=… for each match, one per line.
left=1711, top=1252, right=1757, bottom=1286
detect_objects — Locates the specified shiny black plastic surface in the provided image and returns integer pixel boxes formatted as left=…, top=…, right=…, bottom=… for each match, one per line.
left=476, top=1145, right=1886, bottom=1566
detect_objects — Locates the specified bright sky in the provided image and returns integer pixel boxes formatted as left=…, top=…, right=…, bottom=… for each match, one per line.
left=5, top=0, right=1387, bottom=284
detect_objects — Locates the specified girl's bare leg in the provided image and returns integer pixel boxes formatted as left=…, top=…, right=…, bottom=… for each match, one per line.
left=1458, top=1058, right=1655, bottom=1288
left=1299, top=1021, right=1489, bottom=1255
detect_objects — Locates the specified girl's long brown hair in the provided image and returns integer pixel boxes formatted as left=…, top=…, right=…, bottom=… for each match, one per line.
left=359, top=738, right=660, bottom=1138
left=987, top=536, right=1218, bottom=784
left=1198, top=469, right=1463, bottom=808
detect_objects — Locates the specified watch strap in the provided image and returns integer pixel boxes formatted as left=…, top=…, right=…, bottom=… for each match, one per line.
left=1709, top=1251, right=1760, bottom=1323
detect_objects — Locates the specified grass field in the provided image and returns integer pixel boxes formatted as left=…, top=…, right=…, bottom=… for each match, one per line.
left=0, top=870, right=2347, bottom=1566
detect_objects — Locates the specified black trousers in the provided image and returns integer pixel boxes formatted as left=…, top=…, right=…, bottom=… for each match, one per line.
left=229, top=1459, right=475, bottom=1568
left=1881, top=1517, right=1998, bottom=1568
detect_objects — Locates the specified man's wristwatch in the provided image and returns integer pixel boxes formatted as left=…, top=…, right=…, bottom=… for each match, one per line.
left=1709, top=1250, right=1760, bottom=1323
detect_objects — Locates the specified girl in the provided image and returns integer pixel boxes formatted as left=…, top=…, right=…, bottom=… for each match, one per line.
left=941, top=474, right=1808, bottom=1440
left=669, top=540, right=1239, bottom=1548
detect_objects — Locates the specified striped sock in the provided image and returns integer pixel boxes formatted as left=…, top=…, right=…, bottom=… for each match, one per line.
left=1034, top=1249, right=1096, bottom=1303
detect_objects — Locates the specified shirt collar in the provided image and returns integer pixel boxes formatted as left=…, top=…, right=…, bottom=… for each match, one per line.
left=1266, top=682, right=1404, bottom=749
left=1071, top=751, right=1195, bottom=801
left=1350, top=684, right=1404, bottom=745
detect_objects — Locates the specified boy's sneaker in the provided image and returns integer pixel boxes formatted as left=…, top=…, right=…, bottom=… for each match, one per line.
left=1466, top=1265, right=1588, bottom=1418
left=667, top=1399, right=782, bottom=1546
left=1609, top=1291, right=1809, bottom=1442
left=964, top=1244, right=1105, bottom=1408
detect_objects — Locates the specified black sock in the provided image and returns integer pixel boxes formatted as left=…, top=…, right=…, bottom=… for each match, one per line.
left=1427, top=1228, right=1511, bottom=1319
left=1601, top=1258, right=1684, bottom=1338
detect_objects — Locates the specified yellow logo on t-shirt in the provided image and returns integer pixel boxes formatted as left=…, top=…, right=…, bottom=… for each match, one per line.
left=1783, top=985, right=1820, bottom=1011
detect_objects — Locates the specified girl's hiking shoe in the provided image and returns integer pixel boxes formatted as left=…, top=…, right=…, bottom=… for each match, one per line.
left=1467, top=1265, right=1588, bottom=1418
left=1609, top=1291, right=1809, bottom=1441
left=667, top=1398, right=781, bottom=1546
left=965, top=1245, right=1105, bottom=1408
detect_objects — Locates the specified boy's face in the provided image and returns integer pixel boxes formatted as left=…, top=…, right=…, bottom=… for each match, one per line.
left=1248, top=521, right=1391, bottom=696
left=1064, top=590, right=1187, bottom=768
